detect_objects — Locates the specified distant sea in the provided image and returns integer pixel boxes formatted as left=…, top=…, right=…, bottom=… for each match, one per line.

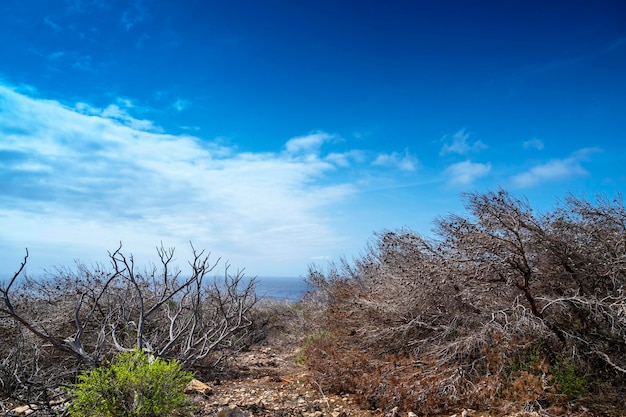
left=255, top=276, right=311, bottom=301
left=0, top=273, right=312, bottom=302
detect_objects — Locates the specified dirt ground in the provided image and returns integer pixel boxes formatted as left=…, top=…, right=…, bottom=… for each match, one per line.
left=184, top=344, right=570, bottom=417
left=188, top=344, right=379, bottom=417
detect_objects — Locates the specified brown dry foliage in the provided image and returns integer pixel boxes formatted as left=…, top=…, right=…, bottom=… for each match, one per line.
left=304, top=190, right=626, bottom=415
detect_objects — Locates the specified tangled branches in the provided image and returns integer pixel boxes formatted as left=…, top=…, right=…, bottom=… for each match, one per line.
left=1, top=243, right=257, bottom=412
left=304, top=190, right=626, bottom=414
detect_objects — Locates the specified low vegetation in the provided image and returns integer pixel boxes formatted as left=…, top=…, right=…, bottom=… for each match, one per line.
left=303, top=190, right=626, bottom=414
left=1, top=189, right=625, bottom=416
left=1, top=244, right=257, bottom=414
left=67, top=349, right=193, bottom=417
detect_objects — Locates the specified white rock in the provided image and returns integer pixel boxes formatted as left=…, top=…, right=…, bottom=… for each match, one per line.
left=11, top=405, right=37, bottom=415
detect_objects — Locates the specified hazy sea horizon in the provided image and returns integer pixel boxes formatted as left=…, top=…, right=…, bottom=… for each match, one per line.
left=0, top=273, right=312, bottom=302
left=255, top=276, right=311, bottom=301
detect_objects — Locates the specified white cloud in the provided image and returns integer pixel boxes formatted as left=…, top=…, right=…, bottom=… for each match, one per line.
left=75, top=100, right=160, bottom=132
left=523, top=138, right=545, bottom=150
left=440, top=129, right=487, bottom=155
left=444, top=160, right=491, bottom=185
left=511, top=149, right=597, bottom=188
left=0, top=85, right=365, bottom=275
left=284, top=132, right=333, bottom=154
left=325, top=150, right=366, bottom=167
left=372, top=149, right=418, bottom=171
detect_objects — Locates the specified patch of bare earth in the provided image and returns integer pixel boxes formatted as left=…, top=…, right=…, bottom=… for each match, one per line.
left=187, top=345, right=378, bottom=417
left=184, top=345, right=575, bottom=417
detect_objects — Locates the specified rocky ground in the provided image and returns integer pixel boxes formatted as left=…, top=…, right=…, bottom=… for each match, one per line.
left=6, top=343, right=618, bottom=417
left=183, top=345, right=551, bottom=417
left=7, top=343, right=616, bottom=417
left=187, top=345, right=379, bottom=417
left=7, top=300, right=619, bottom=417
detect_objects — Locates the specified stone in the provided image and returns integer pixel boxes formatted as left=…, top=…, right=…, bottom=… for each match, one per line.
left=10, top=404, right=37, bottom=415
left=385, top=406, right=401, bottom=417
left=217, top=405, right=251, bottom=417
left=185, top=378, right=214, bottom=395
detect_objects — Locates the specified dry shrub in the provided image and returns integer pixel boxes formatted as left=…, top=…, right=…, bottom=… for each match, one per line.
left=304, top=332, right=507, bottom=414
left=244, top=297, right=317, bottom=348
left=1, top=243, right=258, bottom=414
left=304, top=190, right=626, bottom=415
left=304, top=310, right=564, bottom=414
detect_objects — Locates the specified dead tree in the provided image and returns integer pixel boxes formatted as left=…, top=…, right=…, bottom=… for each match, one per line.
left=1, top=243, right=257, bottom=411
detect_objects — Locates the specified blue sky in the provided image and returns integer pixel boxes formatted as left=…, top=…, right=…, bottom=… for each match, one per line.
left=1, top=0, right=625, bottom=277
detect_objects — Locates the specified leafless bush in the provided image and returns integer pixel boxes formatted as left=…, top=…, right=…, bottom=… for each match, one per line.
left=0, top=243, right=257, bottom=413
left=243, top=298, right=314, bottom=349
left=305, top=190, right=626, bottom=414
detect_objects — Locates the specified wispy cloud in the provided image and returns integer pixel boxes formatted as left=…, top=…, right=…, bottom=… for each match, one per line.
left=71, top=54, right=94, bottom=72
left=48, top=51, right=68, bottom=60
left=523, top=138, right=544, bottom=150
left=440, top=129, right=487, bottom=155
left=372, top=149, right=418, bottom=171
left=74, top=98, right=160, bottom=131
left=44, top=17, right=62, bottom=31
left=135, top=32, right=150, bottom=49
left=510, top=148, right=599, bottom=188
left=0, top=85, right=380, bottom=273
left=121, top=0, right=148, bottom=31
left=502, top=37, right=626, bottom=95
left=65, top=0, right=108, bottom=14
left=171, top=99, right=190, bottom=112
left=444, top=160, right=491, bottom=186
left=32, top=48, right=95, bottom=73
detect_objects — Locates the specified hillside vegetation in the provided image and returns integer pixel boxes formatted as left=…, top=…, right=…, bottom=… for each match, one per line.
left=303, top=190, right=626, bottom=415
left=2, top=189, right=625, bottom=416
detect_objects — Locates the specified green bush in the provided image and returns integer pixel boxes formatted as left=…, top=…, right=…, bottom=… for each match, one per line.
left=553, top=355, right=588, bottom=399
left=67, top=349, right=194, bottom=417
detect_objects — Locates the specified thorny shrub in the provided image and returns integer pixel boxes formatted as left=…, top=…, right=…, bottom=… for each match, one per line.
left=304, top=190, right=626, bottom=415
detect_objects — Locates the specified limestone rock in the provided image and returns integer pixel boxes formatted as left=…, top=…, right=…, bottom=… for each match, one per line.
left=185, top=378, right=214, bottom=395
left=217, top=405, right=251, bottom=417
left=10, top=404, right=37, bottom=415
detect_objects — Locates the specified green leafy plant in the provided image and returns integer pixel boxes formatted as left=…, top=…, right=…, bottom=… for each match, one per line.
left=553, top=355, right=587, bottom=399
left=67, top=349, right=194, bottom=417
